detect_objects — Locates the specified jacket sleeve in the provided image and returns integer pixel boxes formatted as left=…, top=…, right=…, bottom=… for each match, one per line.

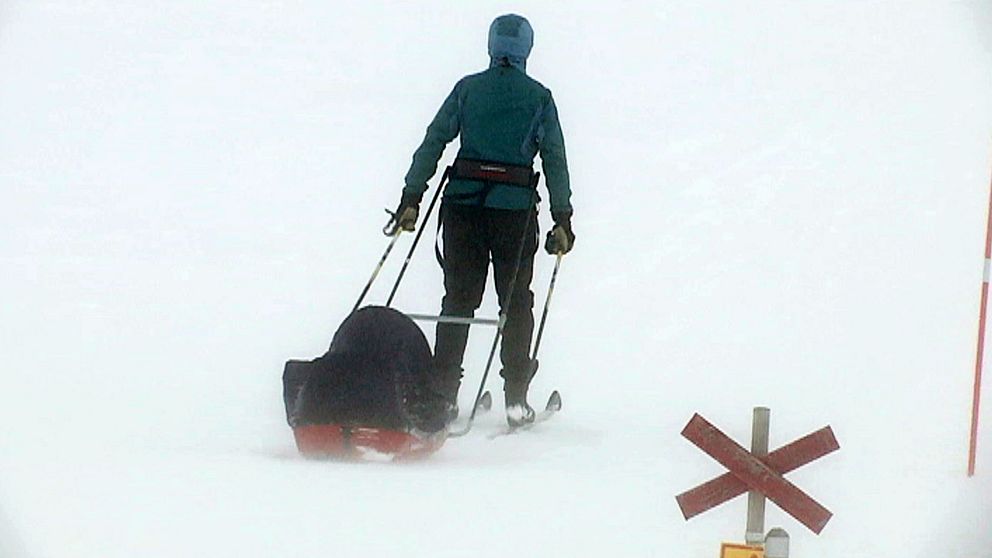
left=538, top=93, right=572, bottom=215
left=403, top=82, right=462, bottom=197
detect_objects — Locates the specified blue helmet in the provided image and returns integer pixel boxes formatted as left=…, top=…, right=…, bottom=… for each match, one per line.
left=488, top=14, right=533, bottom=71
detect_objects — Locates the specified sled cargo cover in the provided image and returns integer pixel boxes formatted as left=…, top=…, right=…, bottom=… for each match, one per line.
left=283, top=306, right=448, bottom=458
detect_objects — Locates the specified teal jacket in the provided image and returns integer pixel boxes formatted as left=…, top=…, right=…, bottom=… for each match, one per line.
left=404, top=64, right=572, bottom=214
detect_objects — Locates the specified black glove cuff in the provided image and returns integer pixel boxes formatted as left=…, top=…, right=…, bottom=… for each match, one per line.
left=551, top=209, right=573, bottom=230
left=401, top=190, right=424, bottom=207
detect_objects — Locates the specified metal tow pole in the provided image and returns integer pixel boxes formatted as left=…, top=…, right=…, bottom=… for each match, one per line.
left=351, top=168, right=450, bottom=314
left=386, top=167, right=450, bottom=307
left=352, top=230, right=402, bottom=313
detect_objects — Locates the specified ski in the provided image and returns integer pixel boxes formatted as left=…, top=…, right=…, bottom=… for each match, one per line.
left=488, top=390, right=562, bottom=439
left=447, top=390, right=492, bottom=432
left=475, top=390, right=493, bottom=414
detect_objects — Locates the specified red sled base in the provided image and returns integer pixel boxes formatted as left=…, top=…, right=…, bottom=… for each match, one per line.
left=292, top=424, right=446, bottom=461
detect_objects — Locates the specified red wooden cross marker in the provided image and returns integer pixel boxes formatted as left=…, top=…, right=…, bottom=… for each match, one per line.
left=676, top=413, right=840, bottom=534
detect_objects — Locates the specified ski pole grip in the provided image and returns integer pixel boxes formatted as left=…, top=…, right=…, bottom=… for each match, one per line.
left=383, top=209, right=402, bottom=236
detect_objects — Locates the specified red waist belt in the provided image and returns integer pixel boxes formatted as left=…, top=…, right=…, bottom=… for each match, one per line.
left=451, top=158, right=537, bottom=188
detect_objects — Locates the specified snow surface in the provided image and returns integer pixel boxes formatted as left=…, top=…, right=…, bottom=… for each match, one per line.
left=1, top=1, right=991, bottom=556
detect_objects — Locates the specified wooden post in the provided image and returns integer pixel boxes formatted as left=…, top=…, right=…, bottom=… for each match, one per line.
left=746, top=407, right=770, bottom=545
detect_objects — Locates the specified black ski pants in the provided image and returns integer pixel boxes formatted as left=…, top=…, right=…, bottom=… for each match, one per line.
left=433, top=203, right=538, bottom=395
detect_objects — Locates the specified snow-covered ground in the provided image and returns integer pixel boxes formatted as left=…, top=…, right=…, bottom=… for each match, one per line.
left=2, top=2, right=991, bottom=556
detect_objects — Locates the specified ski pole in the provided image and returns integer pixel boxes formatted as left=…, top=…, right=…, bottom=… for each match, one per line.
left=530, top=252, right=564, bottom=362
left=385, top=167, right=450, bottom=307
left=450, top=202, right=538, bottom=437
left=449, top=313, right=507, bottom=437
left=969, top=164, right=992, bottom=476
left=352, top=229, right=402, bottom=313
left=453, top=250, right=564, bottom=436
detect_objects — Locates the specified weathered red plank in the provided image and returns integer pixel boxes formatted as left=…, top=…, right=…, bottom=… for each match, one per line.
left=676, top=426, right=839, bottom=519
left=680, top=413, right=834, bottom=534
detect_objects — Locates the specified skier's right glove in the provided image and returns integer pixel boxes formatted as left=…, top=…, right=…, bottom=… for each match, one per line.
left=390, top=190, right=422, bottom=234
left=544, top=211, right=575, bottom=255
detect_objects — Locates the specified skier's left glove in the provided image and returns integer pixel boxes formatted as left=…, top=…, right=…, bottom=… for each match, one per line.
left=544, top=211, right=575, bottom=255
left=390, top=190, right=422, bottom=234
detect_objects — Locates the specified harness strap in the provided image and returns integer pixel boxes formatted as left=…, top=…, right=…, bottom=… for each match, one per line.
left=435, top=206, right=446, bottom=269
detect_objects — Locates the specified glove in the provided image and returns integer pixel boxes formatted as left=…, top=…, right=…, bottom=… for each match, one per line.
left=392, top=190, right=422, bottom=233
left=544, top=211, right=575, bottom=255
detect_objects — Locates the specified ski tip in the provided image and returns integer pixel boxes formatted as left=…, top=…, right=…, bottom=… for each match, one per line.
left=545, top=390, right=562, bottom=412
left=478, top=390, right=493, bottom=412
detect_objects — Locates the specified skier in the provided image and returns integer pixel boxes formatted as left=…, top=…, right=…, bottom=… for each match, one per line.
left=391, top=14, right=574, bottom=427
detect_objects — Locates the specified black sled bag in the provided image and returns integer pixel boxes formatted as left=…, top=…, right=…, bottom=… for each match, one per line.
left=282, top=306, right=446, bottom=434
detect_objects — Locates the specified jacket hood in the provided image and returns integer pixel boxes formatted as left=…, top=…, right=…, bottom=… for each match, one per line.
left=488, top=14, right=533, bottom=72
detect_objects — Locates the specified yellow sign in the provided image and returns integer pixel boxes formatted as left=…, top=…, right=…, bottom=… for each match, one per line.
left=720, top=542, right=764, bottom=558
